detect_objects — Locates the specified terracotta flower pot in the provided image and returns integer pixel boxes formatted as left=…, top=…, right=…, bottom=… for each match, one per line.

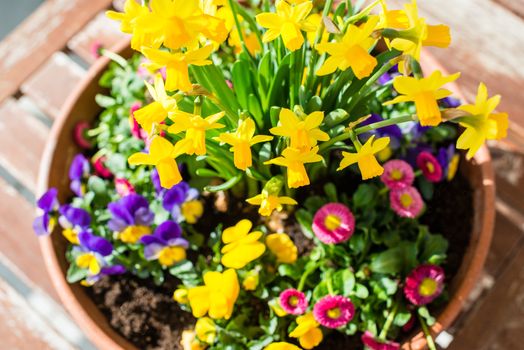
left=37, top=40, right=495, bottom=350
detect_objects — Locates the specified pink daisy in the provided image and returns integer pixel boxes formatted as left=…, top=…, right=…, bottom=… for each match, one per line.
left=312, top=203, right=355, bottom=244
left=279, top=289, right=308, bottom=315
left=404, top=264, right=445, bottom=306
left=115, top=178, right=136, bottom=197
left=380, top=160, right=415, bottom=190
left=416, top=152, right=443, bottom=183
left=361, top=331, right=400, bottom=350
left=92, top=156, right=113, bottom=179
left=313, top=295, right=354, bottom=329
left=89, top=40, right=103, bottom=59
left=73, top=121, right=93, bottom=150
left=389, top=186, right=424, bottom=218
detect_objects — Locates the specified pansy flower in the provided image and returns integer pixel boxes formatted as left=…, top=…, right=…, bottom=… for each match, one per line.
left=162, top=181, right=203, bottom=224
left=361, top=331, right=400, bottom=350
left=140, top=221, right=189, bottom=267
left=389, top=186, right=424, bottom=218
left=312, top=203, right=355, bottom=244
left=266, top=233, right=298, bottom=264
left=69, top=154, right=90, bottom=197
left=289, top=312, right=323, bottom=349
left=195, top=317, right=217, bottom=345
left=404, top=264, right=445, bottom=305
left=33, top=188, right=59, bottom=236
left=380, top=159, right=415, bottom=190
left=437, top=144, right=460, bottom=181
left=58, top=205, right=91, bottom=244
left=279, top=288, right=308, bottom=315
left=313, top=295, right=355, bottom=329
left=221, top=219, right=266, bottom=269
left=360, top=114, right=403, bottom=150
left=108, top=194, right=154, bottom=243
left=378, top=64, right=400, bottom=85
left=416, top=151, right=443, bottom=183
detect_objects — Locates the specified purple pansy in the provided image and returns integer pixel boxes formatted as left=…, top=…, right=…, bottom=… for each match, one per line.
left=378, top=64, right=399, bottom=85
left=33, top=188, right=59, bottom=236
left=107, top=194, right=154, bottom=232
left=151, top=169, right=163, bottom=194
left=360, top=114, right=403, bottom=149
left=437, top=144, right=456, bottom=180
left=58, top=205, right=91, bottom=230
left=440, top=96, right=461, bottom=108
left=140, top=221, right=188, bottom=263
left=69, top=154, right=90, bottom=197
left=78, top=230, right=113, bottom=256
left=162, top=181, right=198, bottom=221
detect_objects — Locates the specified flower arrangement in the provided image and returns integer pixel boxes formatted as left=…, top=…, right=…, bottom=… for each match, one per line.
left=34, top=0, right=508, bottom=349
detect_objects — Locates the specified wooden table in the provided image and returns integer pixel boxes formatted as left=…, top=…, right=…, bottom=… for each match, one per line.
left=0, top=0, right=522, bottom=348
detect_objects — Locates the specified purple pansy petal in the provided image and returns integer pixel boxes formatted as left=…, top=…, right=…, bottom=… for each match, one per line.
left=33, top=215, right=50, bottom=236
left=163, top=183, right=189, bottom=211
left=100, top=265, right=126, bottom=275
left=155, top=221, right=182, bottom=241
left=59, top=205, right=91, bottom=228
left=69, top=154, right=89, bottom=181
left=440, top=96, right=461, bottom=108
left=144, top=243, right=164, bottom=260
left=167, top=237, right=189, bottom=249
left=151, top=169, right=162, bottom=194
left=70, top=179, right=83, bottom=197
left=134, top=207, right=154, bottom=226
left=108, top=202, right=134, bottom=229
left=37, top=188, right=58, bottom=212
left=140, top=235, right=164, bottom=245
left=78, top=231, right=113, bottom=256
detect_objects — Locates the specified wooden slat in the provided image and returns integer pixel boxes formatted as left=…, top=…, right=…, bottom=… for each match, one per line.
left=494, top=0, right=524, bottom=19
left=0, top=0, right=113, bottom=105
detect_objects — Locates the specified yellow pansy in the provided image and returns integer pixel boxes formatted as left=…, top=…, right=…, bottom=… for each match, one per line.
left=337, top=135, right=390, bottom=180
left=384, top=70, right=460, bottom=126
left=265, top=147, right=323, bottom=188
left=158, top=246, right=187, bottom=266
left=180, top=330, right=206, bottom=350
left=456, top=83, right=508, bottom=159
left=246, top=191, right=297, bottom=217
left=270, top=109, right=329, bottom=151
left=173, top=288, right=189, bottom=304
left=168, top=110, right=225, bottom=156
left=266, top=233, right=298, bottom=264
left=221, top=219, right=266, bottom=269
left=256, top=0, right=316, bottom=51
left=128, top=137, right=189, bottom=189
left=141, top=46, right=214, bottom=92
left=289, top=313, right=323, bottom=349
left=182, top=200, right=204, bottom=224
left=195, top=317, right=217, bottom=344
left=269, top=298, right=288, bottom=317
left=76, top=253, right=101, bottom=275
left=265, top=343, right=302, bottom=350
left=62, top=228, right=80, bottom=245
left=133, top=74, right=179, bottom=135
left=316, top=16, right=379, bottom=80
left=187, top=269, right=240, bottom=319
left=119, top=225, right=151, bottom=244
left=215, top=118, right=273, bottom=170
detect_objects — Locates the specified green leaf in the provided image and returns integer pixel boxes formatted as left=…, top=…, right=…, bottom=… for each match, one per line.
left=295, top=209, right=314, bottom=239
left=332, top=269, right=355, bottom=296
left=354, top=283, right=369, bottom=299
left=195, top=168, right=221, bottom=178
left=278, top=264, right=300, bottom=280
left=204, top=173, right=243, bottom=192
left=369, top=241, right=418, bottom=275
left=232, top=60, right=253, bottom=110
left=418, top=306, right=436, bottom=326
left=353, top=184, right=377, bottom=208
left=313, top=281, right=329, bottom=300
left=325, top=109, right=349, bottom=127
left=95, top=94, right=116, bottom=108
left=248, top=94, right=264, bottom=129
left=417, top=177, right=434, bottom=200
left=324, top=183, right=338, bottom=202
left=305, top=95, right=323, bottom=113
left=169, top=260, right=199, bottom=286
left=66, top=264, right=88, bottom=284
left=87, top=176, right=106, bottom=195
left=421, top=234, right=449, bottom=264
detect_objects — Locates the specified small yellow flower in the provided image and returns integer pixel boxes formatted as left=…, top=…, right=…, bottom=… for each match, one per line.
left=337, top=135, right=390, bottom=180
left=456, top=83, right=508, bottom=159
left=128, top=136, right=189, bottom=189
left=215, top=118, right=273, bottom=170
left=256, top=0, right=316, bottom=51
left=76, top=253, right=101, bottom=275
left=62, top=228, right=80, bottom=245
left=270, top=109, right=329, bottom=151
left=134, top=74, right=178, bottom=135
left=173, top=288, right=189, bottom=304
left=141, top=46, right=214, bottom=92
left=265, top=147, right=323, bottom=188
left=316, top=16, right=379, bottom=79
left=265, top=343, right=302, bottom=350
left=195, top=317, right=217, bottom=344
left=221, top=220, right=266, bottom=269
left=289, top=313, right=323, bottom=349
left=182, top=200, right=204, bottom=224
left=158, top=246, right=187, bottom=266
left=119, top=225, right=151, bottom=244
left=242, top=270, right=259, bottom=291
left=266, top=233, right=298, bottom=264
left=269, top=298, right=288, bottom=317
left=384, top=70, right=460, bottom=126
left=168, top=110, right=225, bottom=156
left=246, top=191, right=297, bottom=217
left=187, top=269, right=240, bottom=319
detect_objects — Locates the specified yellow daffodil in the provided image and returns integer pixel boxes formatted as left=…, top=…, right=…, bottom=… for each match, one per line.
left=229, top=29, right=262, bottom=55
left=384, top=70, right=460, bottom=126
left=337, top=135, right=390, bottom=180
left=266, top=233, right=298, bottom=264
left=187, top=269, right=239, bottom=319
left=106, top=0, right=155, bottom=50
left=270, top=109, right=329, bottom=151
left=134, top=74, right=179, bottom=135
left=256, top=0, right=316, bottom=51
left=306, top=13, right=329, bottom=46
left=173, top=288, right=189, bottom=304
left=141, top=46, right=214, bottom=92
left=215, top=118, right=273, bottom=170
left=128, top=137, right=189, bottom=189
left=221, top=219, right=266, bottom=269
left=265, top=343, right=302, bottom=350
left=168, top=110, right=225, bottom=156
left=181, top=330, right=206, bottom=350
left=181, top=200, right=204, bottom=224
left=242, top=270, right=260, bottom=291
left=76, top=253, right=101, bottom=275
left=195, top=317, right=217, bottom=344
left=316, top=16, right=379, bottom=79
left=456, top=83, right=508, bottom=159
left=119, top=225, right=151, bottom=243
left=377, top=0, right=409, bottom=30
left=246, top=191, right=297, bottom=216
left=289, top=313, right=323, bottom=349
left=265, top=147, right=323, bottom=188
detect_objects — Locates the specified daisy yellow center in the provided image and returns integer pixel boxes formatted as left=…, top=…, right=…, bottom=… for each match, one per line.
left=400, top=193, right=413, bottom=208
left=288, top=296, right=299, bottom=307
left=391, top=169, right=404, bottom=180
left=324, top=214, right=342, bottom=231
left=419, top=278, right=438, bottom=297
left=426, top=161, right=435, bottom=173
left=327, top=307, right=341, bottom=319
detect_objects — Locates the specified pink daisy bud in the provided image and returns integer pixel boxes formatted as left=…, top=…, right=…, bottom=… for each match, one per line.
left=389, top=186, right=424, bottom=218
left=279, top=289, right=308, bottom=315
left=312, top=203, right=355, bottom=244
left=89, top=40, right=103, bottom=59
left=93, top=156, right=113, bottom=179
left=416, top=152, right=443, bottom=183
left=361, top=331, right=400, bottom=350
left=313, top=295, right=354, bottom=329
left=73, top=122, right=93, bottom=149
left=404, top=264, right=445, bottom=306
left=380, top=160, right=415, bottom=190
left=115, top=178, right=135, bottom=197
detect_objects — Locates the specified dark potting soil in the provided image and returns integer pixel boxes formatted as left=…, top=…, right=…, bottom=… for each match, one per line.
left=87, top=173, right=473, bottom=349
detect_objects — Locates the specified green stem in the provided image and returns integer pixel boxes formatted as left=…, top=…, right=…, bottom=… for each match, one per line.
left=418, top=313, right=437, bottom=350
left=235, top=4, right=264, bottom=52
left=297, top=262, right=321, bottom=291
left=319, top=132, right=352, bottom=152
left=290, top=50, right=297, bottom=108
left=379, top=301, right=399, bottom=340
left=354, top=115, right=414, bottom=135
left=100, top=49, right=128, bottom=68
